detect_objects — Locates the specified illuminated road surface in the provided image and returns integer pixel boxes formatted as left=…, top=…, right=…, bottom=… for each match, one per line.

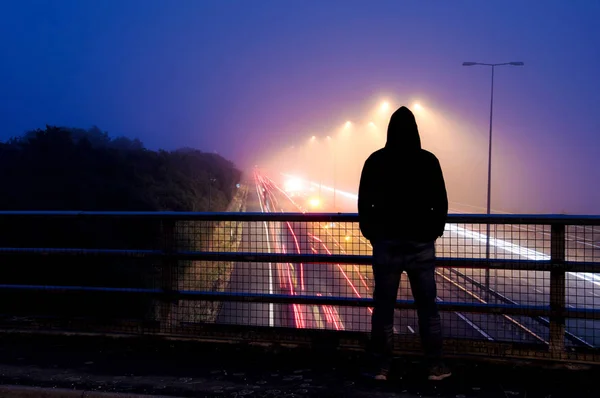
left=218, top=172, right=600, bottom=348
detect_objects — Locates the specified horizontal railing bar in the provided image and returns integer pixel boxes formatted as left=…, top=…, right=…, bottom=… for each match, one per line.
left=0, top=211, right=599, bottom=225
left=1, top=284, right=598, bottom=319
left=1, top=248, right=598, bottom=272
left=0, top=284, right=547, bottom=315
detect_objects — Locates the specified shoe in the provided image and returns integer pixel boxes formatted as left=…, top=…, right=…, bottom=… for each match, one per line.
left=428, top=362, right=451, bottom=381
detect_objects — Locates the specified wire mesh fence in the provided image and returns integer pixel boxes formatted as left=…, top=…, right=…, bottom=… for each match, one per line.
left=205, top=218, right=600, bottom=348
left=0, top=210, right=599, bottom=362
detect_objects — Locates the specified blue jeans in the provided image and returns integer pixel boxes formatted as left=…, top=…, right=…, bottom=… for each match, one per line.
left=370, top=240, right=443, bottom=370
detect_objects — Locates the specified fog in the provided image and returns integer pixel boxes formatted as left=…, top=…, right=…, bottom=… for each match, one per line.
left=261, top=96, right=598, bottom=214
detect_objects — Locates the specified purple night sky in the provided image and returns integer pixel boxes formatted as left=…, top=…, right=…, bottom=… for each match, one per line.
left=1, top=1, right=598, bottom=213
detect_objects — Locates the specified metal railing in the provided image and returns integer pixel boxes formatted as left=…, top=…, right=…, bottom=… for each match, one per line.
left=0, top=211, right=599, bottom=364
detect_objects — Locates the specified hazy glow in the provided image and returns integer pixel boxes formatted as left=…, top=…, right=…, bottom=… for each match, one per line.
left=284, top=177, right=303, bottom=192
left=262, top=94, right=596, bottom=215
left=308, top=197, right=321, bottom=208
left=380, top=101, right=390, bottom=112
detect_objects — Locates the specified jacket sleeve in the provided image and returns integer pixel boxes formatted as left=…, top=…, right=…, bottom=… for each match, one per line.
left=431, top=156, right=448, bottom=237
left=358, top=156, right=376, bottom=240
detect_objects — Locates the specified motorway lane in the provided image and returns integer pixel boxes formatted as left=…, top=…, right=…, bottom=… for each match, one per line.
left=255, top=173, right=348, bottom=330
left=218, top=176, right=329, bottom=329
left=266, top=193, right=348, bottom=329
left=312, top=212, right=543, bottom=344
left=218, top=177, right=323, bottom=329
left=313, top=189, right=600, bottom=346
left=217, top=182, right=282, bottom=327
left=257, top=174, right=370, bottom=331
left=219, top=172, right=598, bottom=347
left=261, top=175, right=544, bottom=344
left=328, top=210, right=596, bottom=346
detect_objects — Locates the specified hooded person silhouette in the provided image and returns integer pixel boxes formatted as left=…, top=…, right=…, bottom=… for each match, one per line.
left=358, top=106, right=451, bottom=381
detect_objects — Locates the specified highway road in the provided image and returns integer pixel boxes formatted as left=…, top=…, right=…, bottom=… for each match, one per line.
left=218, top=171, right=600, bottom=348
left=218, top=174, right=353, bottom=330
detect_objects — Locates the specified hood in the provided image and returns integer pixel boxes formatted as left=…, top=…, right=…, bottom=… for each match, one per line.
left=385, top=106, right=421, bottom=151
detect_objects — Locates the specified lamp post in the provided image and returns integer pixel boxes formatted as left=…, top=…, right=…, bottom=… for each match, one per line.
left=462, top=61, right=524, bottom=301
left=326, top=135, right=338, bottom=211
left=308, top=136, right=323, bottom=201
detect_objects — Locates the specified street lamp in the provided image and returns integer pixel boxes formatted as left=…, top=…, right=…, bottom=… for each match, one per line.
left=463, top=61, right=524, bottom=300
left=326, top=135, right=337, bottom=211
left=308, top=135, right=323, bottom=200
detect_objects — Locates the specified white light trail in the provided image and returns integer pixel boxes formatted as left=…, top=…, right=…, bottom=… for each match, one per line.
left=279, top=173, right=600, bottom=286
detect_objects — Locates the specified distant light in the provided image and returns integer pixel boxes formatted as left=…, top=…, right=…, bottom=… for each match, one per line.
left=308, top=197, right=321, bottom=208
left=236, top=183, right=240, bottom=188
left=326, top=135, right=332, bottom=140
left=345, top=236, right=351, bottom=241
left=310, top=135, right=316, bottom=141
left=413, top=103, right=423, bottom=111
left=284, top=177, right=303, bottom=192
left=344, top=121, right=352, bottom=128
left=380, top=101, right=390, bottom=112
left=368, top=121, right=376, bottom=128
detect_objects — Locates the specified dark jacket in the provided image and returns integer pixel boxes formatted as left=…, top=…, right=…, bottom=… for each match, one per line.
left=358, top=106, right=448, bottom=242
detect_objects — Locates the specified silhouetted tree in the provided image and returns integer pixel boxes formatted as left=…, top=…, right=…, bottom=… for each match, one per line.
left=0, top=126, right=242, bottom=321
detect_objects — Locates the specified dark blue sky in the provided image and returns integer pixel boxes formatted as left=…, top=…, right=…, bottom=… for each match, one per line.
left=1, top=1, right=599, bottom=213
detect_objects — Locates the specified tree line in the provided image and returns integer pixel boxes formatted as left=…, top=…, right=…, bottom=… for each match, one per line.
left=0, top=125, right=240, bottom=212
left=0, top=125, right=242, bottom=322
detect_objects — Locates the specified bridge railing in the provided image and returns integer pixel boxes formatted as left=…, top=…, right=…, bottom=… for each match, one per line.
left=0, top=211, right=598, bottom=364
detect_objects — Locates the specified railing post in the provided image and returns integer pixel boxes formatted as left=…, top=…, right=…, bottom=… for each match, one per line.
left=549, top=222, right=566, bottom=357
left=159, top=219, right=177, bottom=333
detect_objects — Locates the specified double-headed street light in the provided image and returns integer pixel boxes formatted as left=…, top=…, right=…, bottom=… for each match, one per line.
left=463, top=61, right=524, bottom=300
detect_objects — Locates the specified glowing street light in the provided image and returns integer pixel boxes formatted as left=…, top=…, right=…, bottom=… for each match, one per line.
left=308, top=197, right=321, bottom=208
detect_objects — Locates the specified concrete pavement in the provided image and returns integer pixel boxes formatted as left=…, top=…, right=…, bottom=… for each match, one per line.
left=0, top=386, right=178, bottom=398
left=0, top=332, right=598, bottom=398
